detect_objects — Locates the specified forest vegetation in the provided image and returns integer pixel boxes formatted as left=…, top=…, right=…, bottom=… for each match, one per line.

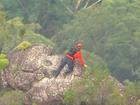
left=0, top=0, right=140, bottom=105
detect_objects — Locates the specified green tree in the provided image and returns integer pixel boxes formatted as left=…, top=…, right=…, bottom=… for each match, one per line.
left=63, top=54, right=127, bottom=105
left=53, top=0, right=140, bottom=81
left=0, top=0, right=102, bottom=37
left=0, top=11, right=53, bottom=53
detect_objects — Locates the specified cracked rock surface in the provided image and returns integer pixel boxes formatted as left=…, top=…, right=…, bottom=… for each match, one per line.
left=0, top=44, right=83, bottom=105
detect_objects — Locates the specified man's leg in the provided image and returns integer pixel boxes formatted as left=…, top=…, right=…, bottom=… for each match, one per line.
left=52, top=57, right=66, bottom=77
left=65, top=60, right=74, bottom=75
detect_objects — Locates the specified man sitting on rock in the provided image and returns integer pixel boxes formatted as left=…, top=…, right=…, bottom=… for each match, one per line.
left=52, top=41, right=87, bottom=78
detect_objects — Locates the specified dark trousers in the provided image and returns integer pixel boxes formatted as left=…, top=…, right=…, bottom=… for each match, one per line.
left=53, top=56, right=74, bottom=77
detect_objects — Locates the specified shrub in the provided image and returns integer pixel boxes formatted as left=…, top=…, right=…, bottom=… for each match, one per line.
left=64, top=89, right=76, bottom=105
left=16, top=41, right=32, bottom=50
left=0, top=90, right=24, bottom=105
left=0, top=54, right=6, bottom=59
left=0, top=54, right=9, bottom=70
left=137, top=99, right=140, bottom=105
left=0, top=59, right=9, bottom=70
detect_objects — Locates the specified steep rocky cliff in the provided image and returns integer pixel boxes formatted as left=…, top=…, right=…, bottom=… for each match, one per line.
left=0, top=44, right=83, bottom=105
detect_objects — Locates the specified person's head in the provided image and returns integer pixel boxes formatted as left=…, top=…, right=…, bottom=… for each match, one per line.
left=75, top=41, right=84, bottom=49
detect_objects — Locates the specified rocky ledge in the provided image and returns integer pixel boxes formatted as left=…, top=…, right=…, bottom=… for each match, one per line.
left=0, top=44, right=83, bottom=105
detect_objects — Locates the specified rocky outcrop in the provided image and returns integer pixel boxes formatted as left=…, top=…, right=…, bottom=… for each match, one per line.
left=0, top=44, right=83, bottom=105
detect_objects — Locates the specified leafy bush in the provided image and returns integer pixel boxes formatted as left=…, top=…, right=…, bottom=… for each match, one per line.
left=32, top=103, right=37, bottom=105
left=0, top=13, right=54, bottom=53
left=23, top=33, right=55, bottom=46
left=64, top=89, right=76, bottom=105
left=0, top=54, right=9, bottom=70
left=0, top=90, right=24, bottom=105
left=0, top=54, right=6, bottom=59
left=137, top=99, right=140, bottom=105
left=0, top=59, right=9, bottom=70
left=16, top=41, right=32, bottom=51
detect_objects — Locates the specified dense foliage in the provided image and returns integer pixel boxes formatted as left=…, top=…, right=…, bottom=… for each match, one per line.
left=0, top=0, right=140, bottom=105
left=0, top=54, right=9, bottom=70
left=0, top=89, right=24, bottom=105
left=15, top=41, right=32, bottom=51
left=53, top=0, right=140, bottom=81
left=0, top=0, right=100, bottom=37
left=64, top=54, right=140, bottom=105
left=0, top=11, right=53, bottom=53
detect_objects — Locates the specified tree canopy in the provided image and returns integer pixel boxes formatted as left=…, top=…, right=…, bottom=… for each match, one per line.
left=0, top=0, right=140, bottom=105
left=53, top=0, right=140, bottom=81
left=0, top=11, right=53, bottom=53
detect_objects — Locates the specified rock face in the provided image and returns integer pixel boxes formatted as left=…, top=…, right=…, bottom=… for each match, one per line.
left=0, top=44, right=83, bottom=105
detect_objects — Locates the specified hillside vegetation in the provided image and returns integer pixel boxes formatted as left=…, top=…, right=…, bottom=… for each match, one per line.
left=0, top=0, right=140, bottom=105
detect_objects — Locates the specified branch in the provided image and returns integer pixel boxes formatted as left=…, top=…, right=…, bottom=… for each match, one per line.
left=86, top=0, right=102, bottom=9
left=84, top=0, right=90, bottom=8
left=75, top=0, right=82, bottom=11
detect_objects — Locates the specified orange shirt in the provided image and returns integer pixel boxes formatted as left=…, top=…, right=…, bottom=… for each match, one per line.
left=73, top=50, right=84, bottom=65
